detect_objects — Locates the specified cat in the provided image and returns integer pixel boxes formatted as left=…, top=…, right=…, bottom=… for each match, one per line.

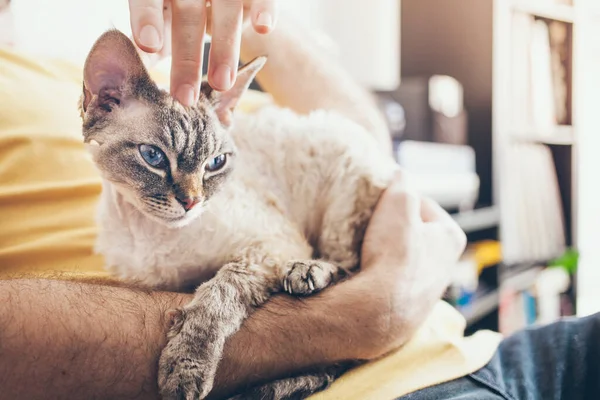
left=80, top=30, right=397, bottom=400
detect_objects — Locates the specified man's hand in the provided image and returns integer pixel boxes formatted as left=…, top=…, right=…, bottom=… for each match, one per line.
left=362, top=171, right=466, bottom=272
left=128, top=0, right=277, bottom=106
left=347, top=170, right=467, bottom=359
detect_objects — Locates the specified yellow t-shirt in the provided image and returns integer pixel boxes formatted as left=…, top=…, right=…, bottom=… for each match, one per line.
left=0, top=46, right=502, bottom=399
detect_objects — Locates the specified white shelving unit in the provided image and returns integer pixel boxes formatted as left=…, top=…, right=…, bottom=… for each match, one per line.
left=493, top=0, right=600, bottom=317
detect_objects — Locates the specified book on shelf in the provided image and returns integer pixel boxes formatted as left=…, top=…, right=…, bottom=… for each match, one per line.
left=548, top=20, right=569, bottom=125
left=530, top=18, right=556, bottom=130
left=499, top=265, right=573, bottom=335
left=501, top=143, right=566, bottom=265
left=510, top=9, right=571, bottom=138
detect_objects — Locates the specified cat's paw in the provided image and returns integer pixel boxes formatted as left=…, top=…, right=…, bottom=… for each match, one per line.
left=158, top=309, right=219, bottom=400
left=283, top=260, right=337, bottom=296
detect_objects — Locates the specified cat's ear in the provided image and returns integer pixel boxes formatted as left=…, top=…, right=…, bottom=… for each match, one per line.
left=81, top=29, right=156, bottom=115
left=201, top=56, right=267, bottom=128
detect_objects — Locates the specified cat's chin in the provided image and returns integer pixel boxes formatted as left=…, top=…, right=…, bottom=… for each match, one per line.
left=148, top=208, right=204, bottom=229
left=163, top=216, right=198, bottom=229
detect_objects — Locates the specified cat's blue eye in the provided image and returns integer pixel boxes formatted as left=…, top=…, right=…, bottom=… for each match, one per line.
left=205, top=154, right=227, bottom=172
left=139, top=144, right=168, bottom=169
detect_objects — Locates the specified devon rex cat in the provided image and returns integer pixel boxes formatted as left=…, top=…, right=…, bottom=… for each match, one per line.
left=80, top=29, right=396, bottom=400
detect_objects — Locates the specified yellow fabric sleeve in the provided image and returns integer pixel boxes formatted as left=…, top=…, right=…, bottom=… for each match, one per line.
left=0, top=46, right=502, bottom=399
left=0, top=48, right=105, bottom=277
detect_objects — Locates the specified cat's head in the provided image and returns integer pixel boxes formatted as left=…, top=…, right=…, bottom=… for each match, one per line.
left=80, top=30, right=265, bottom=227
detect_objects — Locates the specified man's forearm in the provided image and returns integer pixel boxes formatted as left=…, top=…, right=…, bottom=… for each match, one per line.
left=0, top=278, right=376, bottom=400
left=240, top=21, right=392, bottom=154
left=0, top=278, right=181, bottom=400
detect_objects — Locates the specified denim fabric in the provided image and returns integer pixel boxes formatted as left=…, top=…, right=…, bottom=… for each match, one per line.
left=398, top=312, right=600, bottom=400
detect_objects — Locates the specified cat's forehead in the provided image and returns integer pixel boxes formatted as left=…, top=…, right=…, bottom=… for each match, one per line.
left=156, top=100, right=221, bottom=172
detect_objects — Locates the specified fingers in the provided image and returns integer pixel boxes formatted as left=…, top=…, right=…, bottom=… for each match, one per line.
left=420, top=197, right=453, bottom=224
left=422, top=198, right=467, bottom=257
left=250, top=0, right=277, bottom=34
left=171, top=0, right=207, bottom=106
left=208, top=0, right=244, bottom=91
left=129, top=0, right=165, bottom=53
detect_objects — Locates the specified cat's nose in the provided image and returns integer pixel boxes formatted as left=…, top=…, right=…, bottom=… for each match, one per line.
left=176, top=196, right=199, bottom=211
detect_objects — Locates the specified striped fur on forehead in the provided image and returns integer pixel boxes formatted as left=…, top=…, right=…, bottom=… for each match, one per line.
left=156, top=101, right=226, bottom=174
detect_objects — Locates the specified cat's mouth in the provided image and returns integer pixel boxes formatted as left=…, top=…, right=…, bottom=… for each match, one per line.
left=141, top=202, right=206, bottom=229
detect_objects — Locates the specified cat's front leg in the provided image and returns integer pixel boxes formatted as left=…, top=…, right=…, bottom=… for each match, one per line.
left=281, top=259, right=349, bottom=296
left=158, top=261, right=278, bottom=400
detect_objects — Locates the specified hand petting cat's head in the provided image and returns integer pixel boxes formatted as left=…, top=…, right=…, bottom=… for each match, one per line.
left=79, top=30, right=265, bottom=227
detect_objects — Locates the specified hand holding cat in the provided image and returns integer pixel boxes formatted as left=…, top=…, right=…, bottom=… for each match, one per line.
left=356, top=170, right=467, bottom=358
left=128, top=0, right=277, bottom=106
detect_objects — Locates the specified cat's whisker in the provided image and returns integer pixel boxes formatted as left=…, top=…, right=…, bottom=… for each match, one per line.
left=141, top=199, right=184, bottom=219
left=146, top=198, right=168, bottom=206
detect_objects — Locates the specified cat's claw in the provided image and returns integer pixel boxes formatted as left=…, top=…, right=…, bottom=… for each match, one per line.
left=283, top=260, right=335, bottom=296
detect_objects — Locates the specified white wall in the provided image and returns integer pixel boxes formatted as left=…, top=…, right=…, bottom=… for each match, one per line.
left=11, top=0, right=130, bottom=63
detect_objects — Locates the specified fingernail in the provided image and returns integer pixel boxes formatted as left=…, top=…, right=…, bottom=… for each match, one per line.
left=176, top=84, right=196, bottom=107
left=139, top=25, right=161, bottom=49
left=256, top=12, right=273, bottom=29
left=213, top=64, right=233, bottom=91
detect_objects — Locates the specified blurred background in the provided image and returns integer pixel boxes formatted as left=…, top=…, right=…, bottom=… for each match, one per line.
left=6, top=0, right=600, bottom=335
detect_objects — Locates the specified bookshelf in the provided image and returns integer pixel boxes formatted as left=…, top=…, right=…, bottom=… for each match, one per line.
left=492, top=0, right=600, bottom=332
left=494, top=1, right=577, bottom=242
left=399, top=0, right=600, bottom=332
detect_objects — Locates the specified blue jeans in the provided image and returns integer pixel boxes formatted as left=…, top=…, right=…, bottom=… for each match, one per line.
left=399, top=312, right=600, bottom=400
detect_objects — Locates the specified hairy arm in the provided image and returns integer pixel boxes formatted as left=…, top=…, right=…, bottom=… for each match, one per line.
left=0, top=279, right=183, bottom=400
left=239, top=19, right=392, bottom=154
left=0, top=277, right=390, bottom=400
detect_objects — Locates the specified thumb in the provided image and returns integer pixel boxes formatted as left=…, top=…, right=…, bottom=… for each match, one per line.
left=422, top=198, right=467, bottom=260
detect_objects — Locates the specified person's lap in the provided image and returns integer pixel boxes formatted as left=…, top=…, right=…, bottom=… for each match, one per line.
left=399, top=312, right=600, bottom=400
